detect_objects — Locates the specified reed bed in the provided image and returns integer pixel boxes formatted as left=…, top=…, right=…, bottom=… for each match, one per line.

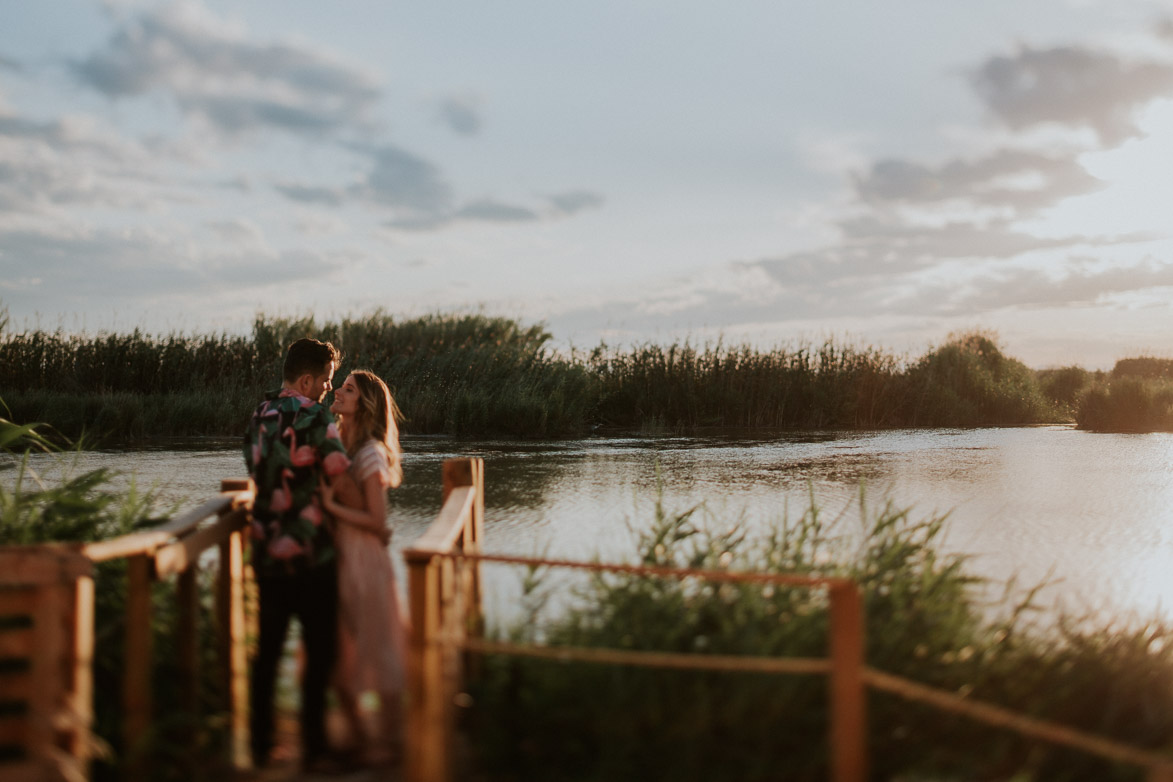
left=1, top=314, right=1070, bottom=442
left=465, top=493, right=1173, bottom=782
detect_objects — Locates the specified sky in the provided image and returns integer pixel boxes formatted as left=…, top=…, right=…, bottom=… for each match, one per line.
left=3, top=1, right=1173, bottom=367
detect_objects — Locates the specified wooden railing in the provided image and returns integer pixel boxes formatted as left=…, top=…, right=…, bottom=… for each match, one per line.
left=0, top=478, right=254, bottom=780
left=403, top=461, right=1173, bottom=782
left=403, top=458, right=485, bottom=782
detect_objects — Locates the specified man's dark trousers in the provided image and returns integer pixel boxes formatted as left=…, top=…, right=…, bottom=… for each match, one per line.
left=249, top=563, right=339, bottom=767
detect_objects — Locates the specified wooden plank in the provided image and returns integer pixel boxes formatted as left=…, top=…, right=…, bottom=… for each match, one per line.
left=83, top=495, right=233, bottom=563
left=441, top=459, right=474, bottom=504
left=122, top=554, right=152, bottom=777
left=0, top=627, right=35, bottom=658
left=865, top=667, right=1173, bottom=771
left=0, top=588, right=37, bottom=617
left=64, top=575, right=94, bottom=769
left=216, top=530, right=249, bottom=769
left=0, top=760, right=57, bottom=782
left=0, top=715, right=29, bottom=746
left=0, top=549, right=90, bottom=587
left=406, top=557, right=447, bottom=782
left=460, top=638, right=833, bottom=675
left=404, top=488, right=474, bottom=560
left=26, top=584, right=63, bottom=762
left=154, top=509, right=247, bottom=578
left=177, top=566, right=199, bottom=720
left=829, top=583, right=867, bottom=782
left=0, top=674, right=33, bottom=701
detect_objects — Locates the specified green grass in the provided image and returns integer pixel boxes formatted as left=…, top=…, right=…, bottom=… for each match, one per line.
left=1, top=313, right=1078, bottom=442
left=465, top=492, right=1173, bottom=782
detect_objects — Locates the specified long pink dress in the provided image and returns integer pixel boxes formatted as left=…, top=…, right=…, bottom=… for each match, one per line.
left=335, top=440, right=408, bottom=695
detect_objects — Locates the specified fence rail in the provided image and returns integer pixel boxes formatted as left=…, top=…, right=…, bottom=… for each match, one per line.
left=0, top=479, right=253, bottom=781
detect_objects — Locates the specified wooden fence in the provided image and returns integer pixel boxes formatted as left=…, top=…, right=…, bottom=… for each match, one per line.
left=0, top=479, right=253, bottom=781
left=404, top=460, right=1173, bottom=782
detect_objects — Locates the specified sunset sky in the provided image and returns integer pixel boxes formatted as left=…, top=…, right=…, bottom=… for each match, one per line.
left=4, top=0, right=1173, bottom=367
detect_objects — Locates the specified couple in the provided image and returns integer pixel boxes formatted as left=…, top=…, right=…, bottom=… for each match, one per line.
left=243, top=337, right=408, bottom=773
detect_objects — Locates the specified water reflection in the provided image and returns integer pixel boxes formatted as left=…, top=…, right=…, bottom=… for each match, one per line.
left=8, top=426, right=1173, bottom=626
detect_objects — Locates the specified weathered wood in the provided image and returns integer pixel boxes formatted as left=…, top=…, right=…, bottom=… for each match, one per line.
left=154, top=508, right=247, bottom=578
left=123, top=554, right=153, bottom=777
left=216, top=529, right=249, bottom=769
left=829, top=583, right=867, bottom=782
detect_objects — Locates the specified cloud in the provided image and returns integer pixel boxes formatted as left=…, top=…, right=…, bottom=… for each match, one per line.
left=547, top=190, right=604, bottom=215
left=0, top=110, right=165, bottom=214
left=436, top=95, right=482, bottom=136
left=971, top=44, right=1173, bottom=144
left=454, top=199, right=539, bottom=222
left=0, top=54, right=20, bottom=72
left=900, top=259, right=1173, bottom=316
left=855, top=148, right=1104, bottom=216
left=274, top=182, right=345, bottom=206
left=0, top=225, right=354, bottom=304
left=72, top=1, right=380, bottom=136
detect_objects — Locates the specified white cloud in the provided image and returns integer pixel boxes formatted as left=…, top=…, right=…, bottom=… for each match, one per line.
left=72, top=0, right=381, bottom=137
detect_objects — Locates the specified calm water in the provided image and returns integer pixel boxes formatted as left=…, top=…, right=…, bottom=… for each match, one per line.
left=10, top=426, right=1173, bottom=626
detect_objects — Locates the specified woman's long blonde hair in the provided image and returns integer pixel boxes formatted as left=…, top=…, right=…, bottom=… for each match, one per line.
left=336, top=369, right=403, bottom=488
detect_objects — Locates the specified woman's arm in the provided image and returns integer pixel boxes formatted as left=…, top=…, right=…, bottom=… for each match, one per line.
left=320, top=472, right=390, bottom=541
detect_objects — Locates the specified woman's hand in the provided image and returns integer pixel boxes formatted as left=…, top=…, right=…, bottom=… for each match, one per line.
left=318, top=477, right=336, bottom=512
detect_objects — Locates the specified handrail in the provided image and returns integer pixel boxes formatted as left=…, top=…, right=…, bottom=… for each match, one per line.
left=0, top=478, right=255, bottom=781
left=82, top=493, right=238, bottom=562
left=405, top=486, right=476, bottom=560
left=424, top=547, right=1173, bottom=782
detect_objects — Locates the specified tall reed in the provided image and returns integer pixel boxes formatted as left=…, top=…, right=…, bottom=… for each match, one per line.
left=0, top=314, right=1067, bottom=442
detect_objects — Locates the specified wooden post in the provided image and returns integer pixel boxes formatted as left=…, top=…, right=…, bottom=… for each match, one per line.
left=123, top=553, right=153, bottom=778
left=217, top=527, right=249, bottom=769
left=66, top=574, right=95, bottom=774
left=829, top=582, right=867, bottom=782
left=406, top=555, right=446, bottom=782
left=177, top=564, right=199, bottom=720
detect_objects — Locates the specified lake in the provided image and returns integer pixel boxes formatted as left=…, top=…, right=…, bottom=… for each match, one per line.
left=9, top=425, right=1173, bottom=628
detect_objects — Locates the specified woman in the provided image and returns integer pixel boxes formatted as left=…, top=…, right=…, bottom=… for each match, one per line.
left=319, top=369, right=408, bottom=766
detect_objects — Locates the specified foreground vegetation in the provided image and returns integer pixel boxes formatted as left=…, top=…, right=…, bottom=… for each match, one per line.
left=1, top=312, right=1082, bottom=442
left=0, top=414, right=226, bottom=779
left=466, top=494, right=1173, bottom=781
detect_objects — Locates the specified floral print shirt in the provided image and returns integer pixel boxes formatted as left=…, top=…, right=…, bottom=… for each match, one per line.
left=243, top=388, right=351, bottom=576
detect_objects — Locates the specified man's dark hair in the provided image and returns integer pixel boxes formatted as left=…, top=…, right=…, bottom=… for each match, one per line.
left=283, top=338, right=341, bottom=383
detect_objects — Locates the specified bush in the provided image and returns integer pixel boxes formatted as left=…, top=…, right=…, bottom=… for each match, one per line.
left=466, top=492, right=1173, bottom=781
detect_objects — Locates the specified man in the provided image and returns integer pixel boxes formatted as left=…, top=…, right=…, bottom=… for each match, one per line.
left=243, top=337, right=351, bottom=772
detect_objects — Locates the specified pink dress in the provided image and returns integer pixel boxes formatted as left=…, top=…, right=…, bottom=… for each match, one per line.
left=335, top=440, right=408, bottom=695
